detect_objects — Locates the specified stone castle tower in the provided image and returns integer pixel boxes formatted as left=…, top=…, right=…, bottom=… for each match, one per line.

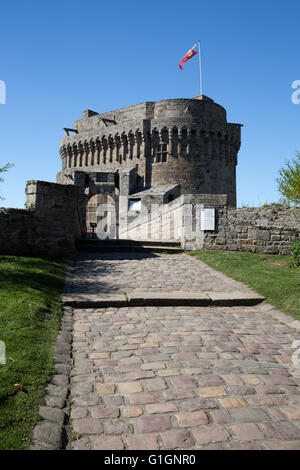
left=3, top=95, right=298, bottom=257
left=57, top=95, right=242, bottom=239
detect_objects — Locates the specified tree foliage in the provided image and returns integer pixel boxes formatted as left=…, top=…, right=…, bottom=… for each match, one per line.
left=0, top=163, right=14, bottom=200
left=291, top=240, right=300, bottom=268
left=277, top=152, right=300, bottom=205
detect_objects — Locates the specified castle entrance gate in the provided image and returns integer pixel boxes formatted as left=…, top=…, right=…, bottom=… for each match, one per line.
left=85, top=193, right=118, bottom=239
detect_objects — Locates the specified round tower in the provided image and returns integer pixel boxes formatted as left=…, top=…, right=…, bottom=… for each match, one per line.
left=58, top=95, right=242, bottom=207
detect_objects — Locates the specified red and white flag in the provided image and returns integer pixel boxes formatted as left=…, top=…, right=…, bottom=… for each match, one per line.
left=179, top=44, right=198, bottom=70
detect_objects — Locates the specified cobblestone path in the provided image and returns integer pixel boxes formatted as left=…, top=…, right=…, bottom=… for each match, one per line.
left=67, top=253, right=300, bottom=450
left=67, top=252, right=255, bottom=294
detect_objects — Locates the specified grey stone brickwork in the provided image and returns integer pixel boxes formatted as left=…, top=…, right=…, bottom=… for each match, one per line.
left=203, top=206, right=300, bottom=255
left=1, top=95, right=299, bottom=257
left=58, top=95, right=242, bottom=208
left=119, top=190, right=300, bottom=254
left=0, top=181, right=81, bottom=256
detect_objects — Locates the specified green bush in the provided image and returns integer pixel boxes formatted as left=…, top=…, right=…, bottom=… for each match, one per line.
left=291, top=240, right=300, bottom=267
left=277, top=152, right=300, bottom=205
left=261, top=200, right=291, bottom=209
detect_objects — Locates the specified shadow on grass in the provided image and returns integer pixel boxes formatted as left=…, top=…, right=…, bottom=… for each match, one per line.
left=0, top=255, right=64, bottom=289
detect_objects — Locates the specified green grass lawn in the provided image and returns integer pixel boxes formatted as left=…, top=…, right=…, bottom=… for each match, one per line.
left=187, top=250, right=300, bottom=320
left=0, top=256, right=65, bottom=450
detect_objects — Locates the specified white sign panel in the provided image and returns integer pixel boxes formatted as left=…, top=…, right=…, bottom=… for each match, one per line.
left=201, top=208, right=215, bottom=231
left=129, top=200, right=141, bottom=212
left=0, top=341, right=5, bottom=364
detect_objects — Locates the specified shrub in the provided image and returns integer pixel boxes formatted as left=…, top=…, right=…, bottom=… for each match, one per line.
left=291, top=240, right=300, bottom=267
left=277, top=152, right=300, bottom=205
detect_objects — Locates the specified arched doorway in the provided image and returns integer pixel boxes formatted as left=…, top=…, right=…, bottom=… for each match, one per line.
left=85, top=193, right=117, bottom=239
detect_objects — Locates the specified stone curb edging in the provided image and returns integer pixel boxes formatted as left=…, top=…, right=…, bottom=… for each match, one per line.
left=29, top=305, right=73, bottom=450
left=62, top=294, right=128, bottom=308
left=259, top=302, right=300, bottom=333
left=61, top=290, right=266, bottom=308
left=28, top=257, right=77, bottom=450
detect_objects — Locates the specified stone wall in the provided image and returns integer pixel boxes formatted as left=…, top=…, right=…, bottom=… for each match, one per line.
left=119, top=193, right=227, bottom=250
left=204, top=206, right=300, bottom=255
left=1, top=177, right=298, bottom=257
left=119, top=194, right=185, bottom=243
left=0, top=181, right=81, bottom=257
left=119, top=194, right=299, bottom=255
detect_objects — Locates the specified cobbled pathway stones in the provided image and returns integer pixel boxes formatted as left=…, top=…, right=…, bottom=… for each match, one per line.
left=66, top=252, right=300, bottom=450
left=66, top=252, right=256, bottom=295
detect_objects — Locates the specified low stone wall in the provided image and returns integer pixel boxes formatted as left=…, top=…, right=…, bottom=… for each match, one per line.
left=1, top=181, right=299, bottom=257
left=204, top=206, right=300, bottom=255
left=0, top=181, right=81, bottom=257
left=119, top=194, right=227, bottom=250
left=119, top=195, right=185, bottom=242
left=119, top=196, right=299, bottom=255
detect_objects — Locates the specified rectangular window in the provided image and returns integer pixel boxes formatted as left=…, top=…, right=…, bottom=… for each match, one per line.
left=157, top=144, right=167, bottom=162
left=128, top=199, right=141, bottom=212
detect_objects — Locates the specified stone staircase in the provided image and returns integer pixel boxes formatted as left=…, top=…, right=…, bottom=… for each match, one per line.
left=76, top=238, right=184, bottom=254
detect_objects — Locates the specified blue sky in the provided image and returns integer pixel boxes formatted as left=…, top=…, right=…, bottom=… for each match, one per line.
left=0, top=0, right=299, bottom=208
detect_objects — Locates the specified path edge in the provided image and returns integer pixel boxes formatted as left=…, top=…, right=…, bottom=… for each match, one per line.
left=28, top=258, right=75, bottom=450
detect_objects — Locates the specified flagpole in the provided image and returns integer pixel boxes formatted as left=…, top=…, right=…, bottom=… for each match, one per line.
left=198, top=40, right=203, bottom=96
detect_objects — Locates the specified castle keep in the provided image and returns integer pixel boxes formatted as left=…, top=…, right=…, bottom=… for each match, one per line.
left=58, top=95, right=241, bottom=205
left=57, top=95, right=242, bottom=241
left=1, top=94, right=299, bottom=257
